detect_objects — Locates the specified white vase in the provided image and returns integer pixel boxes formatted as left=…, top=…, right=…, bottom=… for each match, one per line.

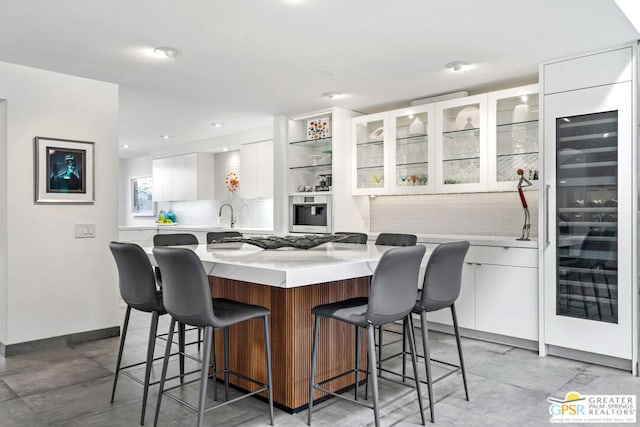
left=408, top=117, right=426, bottom=136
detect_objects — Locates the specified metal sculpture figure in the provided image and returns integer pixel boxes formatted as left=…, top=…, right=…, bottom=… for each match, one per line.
left=516, top=168, right=532, bottom=241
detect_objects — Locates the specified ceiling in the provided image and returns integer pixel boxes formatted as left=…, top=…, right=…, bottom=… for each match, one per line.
left=0, top=1, right=637, bottom=159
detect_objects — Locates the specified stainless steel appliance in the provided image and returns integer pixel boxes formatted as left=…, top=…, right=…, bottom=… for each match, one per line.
left=289, top=195, right=331, bottom=233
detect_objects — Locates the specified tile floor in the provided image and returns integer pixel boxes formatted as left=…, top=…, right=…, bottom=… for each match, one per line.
left=0, top=309, right=637, bottom=426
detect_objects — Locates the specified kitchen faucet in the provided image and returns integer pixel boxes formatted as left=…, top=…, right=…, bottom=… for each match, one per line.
left=219, top=203, right=235, bottom=228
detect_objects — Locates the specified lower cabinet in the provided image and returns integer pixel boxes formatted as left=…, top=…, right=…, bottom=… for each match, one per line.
left=426, top=245, right=538, bottom=342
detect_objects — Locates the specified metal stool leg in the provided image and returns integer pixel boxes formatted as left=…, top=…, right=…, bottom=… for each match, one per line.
left=263, top=316, right=274, bottom=425
left=223, top=326, right=230, bottom=401
left=178, top=322, right=186, bottom=384
left=405, top=315, right=426, bottom=425
left=377, top=325, right=383, bottom=375
left=366, top=324, right=381, bottom=427
left=141, top=310, right=159, bottom=425
left=197, top=326, right=213, bottom=427
left=307, top=315, right=320, bottom=426
left=419, top=311, right=435, bottom=423
left=111, top=305, right=131, bottom=403
left=451, top=304, right=469, bottom=401
left=402, top=317, right=407, bottom=382
left=354, top=325, right=361, bottom=400
left=153, top=318, right=176, bottom=427
left=212, top=328, right=217, bottom=401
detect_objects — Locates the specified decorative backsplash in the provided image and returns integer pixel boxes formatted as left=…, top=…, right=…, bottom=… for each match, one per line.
left=370, top=191, right=539, bottom=237
left=156, top=197, right=273, bottom=229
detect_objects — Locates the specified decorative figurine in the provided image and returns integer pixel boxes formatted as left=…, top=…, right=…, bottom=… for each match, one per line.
left=516, top=168, right=532, bottom=241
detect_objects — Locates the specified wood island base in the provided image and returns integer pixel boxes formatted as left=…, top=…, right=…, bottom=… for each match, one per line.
left=209, top=276, right=370, bottom=412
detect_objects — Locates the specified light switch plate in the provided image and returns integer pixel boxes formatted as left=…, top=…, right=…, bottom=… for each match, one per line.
left=74, top=223, right=96, bottom=238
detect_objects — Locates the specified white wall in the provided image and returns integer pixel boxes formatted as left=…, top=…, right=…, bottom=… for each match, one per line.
left=0, top=62, right=119, bottom=345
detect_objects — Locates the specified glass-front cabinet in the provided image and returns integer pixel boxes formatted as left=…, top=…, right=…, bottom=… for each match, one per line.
left=488, top=84, right=539, bottom=191
left=389, top=104, right=435, bottom=194
left=352, top=112, right=388, bottom=195
left=435, top=94, right=488, bottom=193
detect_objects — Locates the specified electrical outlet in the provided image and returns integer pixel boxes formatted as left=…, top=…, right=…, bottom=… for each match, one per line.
left=74, top=223, right=96, bottom=238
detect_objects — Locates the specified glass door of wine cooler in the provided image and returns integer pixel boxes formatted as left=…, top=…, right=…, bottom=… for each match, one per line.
left=544, top=82, right=632, bottom=360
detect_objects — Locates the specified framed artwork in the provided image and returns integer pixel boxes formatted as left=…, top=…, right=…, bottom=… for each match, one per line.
left=131, top=176, right=154, bottom=216
left=307, top=117, right=330, bottom=140
left=34, top=136, right=94, bottom=204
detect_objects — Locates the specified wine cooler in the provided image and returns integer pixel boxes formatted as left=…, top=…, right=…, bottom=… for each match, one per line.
left=543, top=80, right=633, bottom=361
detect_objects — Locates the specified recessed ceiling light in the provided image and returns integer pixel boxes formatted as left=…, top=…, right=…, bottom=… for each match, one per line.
left=211, top=122, right=224, bottom=128
left=160, top=134, right=171, bottom=139
left=153, top=47, right=179, bottom=59
left=520, top=95, right=528, bottom=103
left=122, top=144, right=130, bottom=149
left=222, top=147, right=229, bottom=152
left=445, top=61, right=470, bottom=72
left=322, top=91, right=344, bottom=100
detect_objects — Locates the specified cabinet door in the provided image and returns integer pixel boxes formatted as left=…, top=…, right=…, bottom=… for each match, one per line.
left=258, top=140, right=273, bottom=198
left=487, top=84, right=540, bottom=192
left=426, top=262, right=475, bottom=329
left=435, top=94, right=488, bottom=193
left=544, top=82, right=632, bottom=359
left=352, top=112, right=389, bottom=195
left=288, top=115, right=333, bottom=194
left=152, top=157, right=171, bottom=201
left=475, top=264, right=538, bottom=341
left=389, top=104, right=435, bottom=194
left=240, top=143, right=259, bottom=198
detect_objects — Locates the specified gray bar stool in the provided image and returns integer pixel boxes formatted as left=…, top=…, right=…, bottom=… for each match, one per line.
left=152, top=246, right=274, bottom=427
left=308, top=245, right=427, bottom=427
left=109, top=242, right=186, bottom=425
left=153, top=232, right=201, bottom=351
left=412, top=240, right=470, bottom=422
left=334, top=231, right=368, bottom=244
left=373, top=233, right=417, bottom=376
left=206, top=231, right=242, bottom=244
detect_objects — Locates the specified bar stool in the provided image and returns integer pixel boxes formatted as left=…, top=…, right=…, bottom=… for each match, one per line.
left=153, top=233, right=201, bottom=350
left=308, top=245, right=426, bottom=427
left=109, top=242, right=185, bottom=425
left=411, top=240, right=470, bottom=422
left=152, top=246, right=274, bottom=427
left=206, top=231, right=242, bottom=244
left=374, top=233, right=417, bottom=375
left=334, top=231, right=368, bottom=244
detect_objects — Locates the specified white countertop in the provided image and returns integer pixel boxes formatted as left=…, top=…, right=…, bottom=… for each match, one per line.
left=120, top=225, right=274, bottom=234
left=145, top=242, right=410, bottom=288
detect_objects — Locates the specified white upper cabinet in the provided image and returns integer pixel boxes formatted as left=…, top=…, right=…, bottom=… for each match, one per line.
left=287, top=114, right=333, bottom=195
left=240, top=140, right=273, bottom=199
left=435, top=93, right=488, bottom=193
left=487, top=84, right=540, bottom=191
left=389, top=104, right=436, bottom=194
left=152, top=153, right=215, bottom=202
left=351, top=112, right=389, bottom=196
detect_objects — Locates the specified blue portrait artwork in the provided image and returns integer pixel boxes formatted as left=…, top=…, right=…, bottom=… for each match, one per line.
left=47, top=147, right=85, bottom=193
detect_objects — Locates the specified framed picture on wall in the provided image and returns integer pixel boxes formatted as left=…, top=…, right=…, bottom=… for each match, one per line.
left=131, top=176, right=154, bottom=216
left=34, top=136, right=94, bottom=204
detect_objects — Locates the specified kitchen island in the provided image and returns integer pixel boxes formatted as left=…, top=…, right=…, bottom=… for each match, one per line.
left=146, top=242, right=406, bottom=412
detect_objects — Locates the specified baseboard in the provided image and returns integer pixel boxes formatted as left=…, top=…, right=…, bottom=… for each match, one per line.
left=547, top=344, right=633, bottom=372
left=0, top=326, right=120, bottom=357
left=426, top=321, right=539, bottom=351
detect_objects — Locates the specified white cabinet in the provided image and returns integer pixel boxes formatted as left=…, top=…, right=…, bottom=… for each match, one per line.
left=542, top=45, right=635, bottom=361
left=351, top=104, right=436, bottom=195
left=487, top=84, right=540, bottom=191
left=240, top=140, right=273, bottom=199
left=352, top=112, right=389, bottom=195
left=118, top=228, right=157, bottom=247
left=435, top=93, right=488, bottom=193
left=427, top=245, right=538, bottom=342
left=152, top=153, right=215, bottom=202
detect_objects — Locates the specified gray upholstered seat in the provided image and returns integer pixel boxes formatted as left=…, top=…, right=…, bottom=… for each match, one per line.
left=412, top=240, right=470, bottom=423
left=308, top=246, right=427, bottom=427
left=333, top=231, right=368, bottom=244
left=374, top=232, right=417, bottom=246
left=109, top=242, right=185, bottom=425
left=207, top=231, right=243, bottom=244
left=152, top=246, right=273, bottom=427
